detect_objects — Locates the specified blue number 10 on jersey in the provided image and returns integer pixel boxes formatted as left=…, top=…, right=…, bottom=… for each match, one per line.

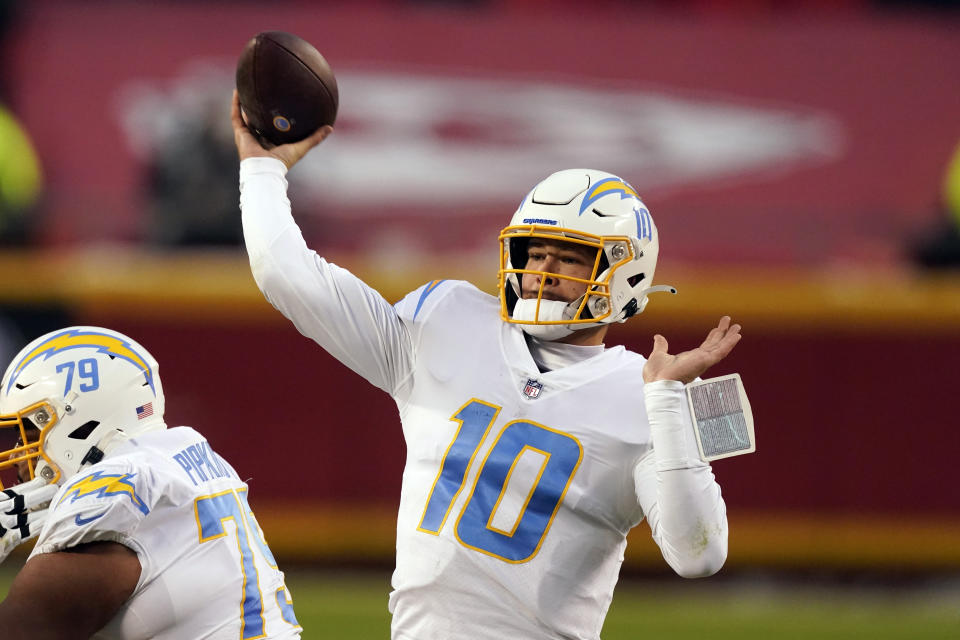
left=418, top=399, right=583, bottom=563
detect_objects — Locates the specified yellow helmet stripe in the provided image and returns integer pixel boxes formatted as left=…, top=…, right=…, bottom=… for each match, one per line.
left=6, top=329, right=155, bottom=395
left=578, top=177, right=640, bottom=215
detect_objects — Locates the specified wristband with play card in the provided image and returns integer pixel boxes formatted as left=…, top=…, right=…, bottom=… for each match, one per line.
left=685, top=373, right=755, bottom=461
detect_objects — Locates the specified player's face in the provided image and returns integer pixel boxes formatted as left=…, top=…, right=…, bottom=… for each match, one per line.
left=521, top=238, right=598, bottom=303
left=0, top=423, right=40, bottom=486
left=15, top=426, right=40, bottom=483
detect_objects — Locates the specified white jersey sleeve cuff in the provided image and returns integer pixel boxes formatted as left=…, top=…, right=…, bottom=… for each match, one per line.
left=644, top=379, right=707, bottom=471
left=239, top=156, right=288, bottom=179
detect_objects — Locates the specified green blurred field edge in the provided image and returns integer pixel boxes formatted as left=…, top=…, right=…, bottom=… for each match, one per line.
left=0, top=247, right=958, bottom=332
left=241, top=503, right=960, bottom=571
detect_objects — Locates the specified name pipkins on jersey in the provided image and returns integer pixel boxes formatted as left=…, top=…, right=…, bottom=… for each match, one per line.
left=172, top=440, right=237, bottom=486
left=58, top=471, right=150, bottom=516
left=578, top=177, right=653, bottom=240
left=5, top=328, right=157, bottom=395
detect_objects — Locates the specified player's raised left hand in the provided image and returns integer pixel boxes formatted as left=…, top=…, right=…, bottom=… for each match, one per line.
left=643, top=316, right=742, bottom=384
left=231, top=90, right=332, bottom=170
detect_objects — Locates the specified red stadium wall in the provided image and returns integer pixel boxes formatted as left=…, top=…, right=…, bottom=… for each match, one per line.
left=92, top=307, right=960, bottom=570
left=21, top=252, right=945, bottom=571
left=104, top=318, right=956, bottom=517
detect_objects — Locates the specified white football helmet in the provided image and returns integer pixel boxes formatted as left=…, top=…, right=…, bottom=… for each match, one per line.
left=0, top=327, right=166, bottom=488
left=499, top=168, right=675, bottom=340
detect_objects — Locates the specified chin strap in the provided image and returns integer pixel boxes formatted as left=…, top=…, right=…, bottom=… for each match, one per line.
left=642, top=284, right=677, bottom=297
left=513, top=298, right=577, bottom=340
left=514, top=284, right=678, bottom=339
left=95, top=429, right=131, bottom=458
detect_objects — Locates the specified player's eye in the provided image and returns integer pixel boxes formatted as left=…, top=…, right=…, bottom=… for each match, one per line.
left=559, top=253, right=584, bottom=265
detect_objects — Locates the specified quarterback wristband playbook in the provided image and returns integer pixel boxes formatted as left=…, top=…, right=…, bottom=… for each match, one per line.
left=685, top=373, right=755, bottom=461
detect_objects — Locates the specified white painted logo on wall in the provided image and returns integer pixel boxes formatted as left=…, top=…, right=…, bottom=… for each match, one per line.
left=119, top=65, right=843, bottom=216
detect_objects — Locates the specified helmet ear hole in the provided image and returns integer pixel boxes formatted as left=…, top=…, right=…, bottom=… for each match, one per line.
left=627, top=273, right=645, bottom=288
left=68, top=420, right=100, bottom=440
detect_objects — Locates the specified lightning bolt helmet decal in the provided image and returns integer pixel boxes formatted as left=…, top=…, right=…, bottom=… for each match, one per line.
left=5, top=328, right=157, bottom=396
left=577, top=177, right=642, bottom=216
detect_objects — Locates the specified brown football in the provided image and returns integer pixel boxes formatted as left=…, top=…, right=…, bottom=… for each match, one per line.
left=236, top=31, right=338, bottom=147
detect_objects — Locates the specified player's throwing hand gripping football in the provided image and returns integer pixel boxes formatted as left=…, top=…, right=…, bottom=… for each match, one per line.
left=231, top=90, right=331, bottom=169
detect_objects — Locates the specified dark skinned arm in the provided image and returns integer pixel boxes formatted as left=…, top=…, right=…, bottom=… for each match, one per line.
left=0, top=541, right=140, bottom=640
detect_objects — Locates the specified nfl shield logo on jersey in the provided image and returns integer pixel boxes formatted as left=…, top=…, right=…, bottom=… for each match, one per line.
left=522, top=378, right=543, bottom=399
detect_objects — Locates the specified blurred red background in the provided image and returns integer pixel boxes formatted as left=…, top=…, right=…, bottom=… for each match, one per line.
left=0, top=0, right=957, bottom=570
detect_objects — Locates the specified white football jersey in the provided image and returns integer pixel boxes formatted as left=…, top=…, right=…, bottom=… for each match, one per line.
left=240, top=157, right=727, bottom=640
left=30, top=427, right=301, bottom=640
left=388, top=280, right=654, bottom=639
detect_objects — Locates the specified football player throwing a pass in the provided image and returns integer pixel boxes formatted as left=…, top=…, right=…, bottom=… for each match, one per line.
left=232, top=91, right=741, bottom=640
left=0, top=326, right=301, bottom=639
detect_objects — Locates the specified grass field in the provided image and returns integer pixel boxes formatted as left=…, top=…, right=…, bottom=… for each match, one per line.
left=2, top=564, right=958, bottom=638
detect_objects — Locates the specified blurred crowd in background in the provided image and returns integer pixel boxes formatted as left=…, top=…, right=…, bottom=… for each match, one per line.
left=0, top=0, right=957, bottom=262
left=0, top=0, right=42, bottom=247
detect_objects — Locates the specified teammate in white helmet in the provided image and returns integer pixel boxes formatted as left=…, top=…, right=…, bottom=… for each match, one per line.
left=0, top=326, right=301, bottom=640
left=232, top=91, right=742, bottom=640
